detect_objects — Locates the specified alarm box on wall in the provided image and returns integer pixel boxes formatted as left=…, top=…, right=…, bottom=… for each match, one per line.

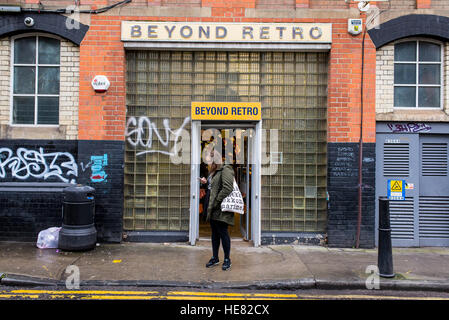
left=348, top=19, right=363, bottom=35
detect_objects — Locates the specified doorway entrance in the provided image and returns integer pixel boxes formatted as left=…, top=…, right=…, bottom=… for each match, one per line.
left=198, top=127, right=253, bottom=240
left=190, top=121, right=262, bottom=246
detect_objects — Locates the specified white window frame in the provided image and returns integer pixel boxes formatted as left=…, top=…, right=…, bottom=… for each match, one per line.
left=10, top=33, right=61, bottom=127
left=393, top=38, right=444, bottom=110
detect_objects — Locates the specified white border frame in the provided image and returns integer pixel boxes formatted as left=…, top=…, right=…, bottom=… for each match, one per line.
left=393, top=38, right=444, bottom=110
left=10, top=32, right=61, bottom=127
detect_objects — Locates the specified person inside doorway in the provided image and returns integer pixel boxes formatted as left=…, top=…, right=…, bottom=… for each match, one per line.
left=200, top=148, right=235, bottom=271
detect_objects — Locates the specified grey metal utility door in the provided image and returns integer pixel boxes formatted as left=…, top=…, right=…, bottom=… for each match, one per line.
left=419, top=135, right=449, bottom=246
left=376, top=134, right=419, bottom=247
left=376, top=133, right=449, bottom=247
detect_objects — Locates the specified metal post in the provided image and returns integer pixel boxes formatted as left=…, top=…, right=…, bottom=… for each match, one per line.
left=378, top=197, right=395, bottom=278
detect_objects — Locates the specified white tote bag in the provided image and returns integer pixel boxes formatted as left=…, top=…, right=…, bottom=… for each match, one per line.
left=221, top=179, right=244, bottom=214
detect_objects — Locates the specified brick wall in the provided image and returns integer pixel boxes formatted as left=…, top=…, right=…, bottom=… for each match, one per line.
left=161, top=0, right=202, bottom=6
left=0, top=37, right=79, bottom=140
left=12, top=0, right=449, bottom=10
left=74, top=7, right=377, bottom=248
left=432, top=0, right=449, bottom=9
left=385, top=0, right=416, bottom=9
left=256, top=0, right=295, bottom=9
left=416, top=0, right=432, bottom=9
left=78, top=15, right=376, bottom=144
left=0, top=38, right=9, bottom=127
left=60, top=41, right=80, bottom=140
left=310, top=0, right=348, bottom=9
left=327, top=142, right=375, bottom=248
left=328, top=21, right=376, bottom=144
left=78, top=16, right=125, bottom=141
left=376, top=43, right=394, bottom=114
left=3, top=0, right=382, bottom=248
left=445, top=43, right=449, bottom=115
left=295, top=0, right=310, bottom=8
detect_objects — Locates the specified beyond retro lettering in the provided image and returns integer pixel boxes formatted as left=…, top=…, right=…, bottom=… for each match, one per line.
left=121, top=22, right=332, bottom=43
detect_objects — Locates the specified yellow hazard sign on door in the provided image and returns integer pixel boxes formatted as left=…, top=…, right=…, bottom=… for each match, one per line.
left=388, top=180, right=405, bottom=200
left=390, top=180, right=402, bottom=192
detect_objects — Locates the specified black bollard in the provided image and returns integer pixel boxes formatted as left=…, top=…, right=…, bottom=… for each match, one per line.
left=378, top=197, right=395, bottom=278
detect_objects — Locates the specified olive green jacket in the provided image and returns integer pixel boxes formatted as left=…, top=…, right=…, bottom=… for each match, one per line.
left=206, top=164, right=235, bottom=226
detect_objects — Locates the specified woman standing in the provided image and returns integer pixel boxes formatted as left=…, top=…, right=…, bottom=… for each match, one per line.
left=200, top=151, right=235, bottom=271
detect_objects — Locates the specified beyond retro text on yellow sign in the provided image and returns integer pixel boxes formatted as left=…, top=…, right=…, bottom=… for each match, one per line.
left=121, top=22, right=332, bottom=43
left=191, top=102, right=261, bottom=121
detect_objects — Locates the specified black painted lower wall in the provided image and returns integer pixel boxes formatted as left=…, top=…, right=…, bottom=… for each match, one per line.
left=0, top=140, right=124, bottom=243
left=327, top=142, right=376, bottom=248
left=0, top=139, right=375, bottom=248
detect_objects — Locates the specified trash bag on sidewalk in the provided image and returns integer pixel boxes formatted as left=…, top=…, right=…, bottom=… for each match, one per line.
left=36, top=227, right=61, bottom=249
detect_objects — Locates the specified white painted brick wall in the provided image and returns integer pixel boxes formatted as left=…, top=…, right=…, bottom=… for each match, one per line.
left=0, top=38, right=10, bottom=125
left=376, top=43, right=394, bottom=114
left=0, top=37, right=79, bottom=139
left=60, top=40, right=79, bottom=139
left=445, top=42, right=449, bottom=115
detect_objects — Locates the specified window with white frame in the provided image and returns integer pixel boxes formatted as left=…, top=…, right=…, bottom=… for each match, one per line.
left=394, top=40, right=442, bottom=109
left=11, top=35, right=60, bottom=125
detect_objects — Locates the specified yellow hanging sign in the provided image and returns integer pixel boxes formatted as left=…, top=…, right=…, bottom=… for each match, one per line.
left=191, top=102, right=261, bottom=121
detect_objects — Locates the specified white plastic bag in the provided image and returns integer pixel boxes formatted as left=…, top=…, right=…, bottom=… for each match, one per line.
left=36, top=227, right=61, bottom=249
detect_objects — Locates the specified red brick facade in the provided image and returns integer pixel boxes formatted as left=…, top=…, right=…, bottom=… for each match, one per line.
left=79, top=16, right=125, bottom=141
left=416, top=0, right=432, bottom=8
left=74, top=1, right=379, bottom=144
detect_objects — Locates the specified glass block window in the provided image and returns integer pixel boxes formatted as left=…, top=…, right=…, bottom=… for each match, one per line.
left=260, top=52, right=328, bottom=232
left=12, top=36, right=60, bottom=125
left=124, top=51, right=328, bottom=233
left=124, top=51, right=193, bottom=231
left=394, top=40, right=442, bottom=109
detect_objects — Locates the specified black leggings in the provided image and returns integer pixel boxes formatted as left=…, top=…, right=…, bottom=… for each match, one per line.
left=210, top=219, right=231, bottom=260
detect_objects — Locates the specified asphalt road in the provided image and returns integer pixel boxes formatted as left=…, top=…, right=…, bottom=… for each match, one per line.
left=2, top=286, right=447, bottom=318
left=1, top=285, right=449, bottom=300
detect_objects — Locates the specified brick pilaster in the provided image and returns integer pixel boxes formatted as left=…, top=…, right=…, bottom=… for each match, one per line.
left=296, top=0, right=309, bottom=8
left=416, top=0, right=432, bottom=8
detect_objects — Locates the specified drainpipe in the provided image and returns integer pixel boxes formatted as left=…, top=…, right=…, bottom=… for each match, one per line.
left=355, top=26, right=367, bottom=249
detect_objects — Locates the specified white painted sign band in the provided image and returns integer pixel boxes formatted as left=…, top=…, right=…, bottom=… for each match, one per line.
left=121, top=21, right=332, bottom=43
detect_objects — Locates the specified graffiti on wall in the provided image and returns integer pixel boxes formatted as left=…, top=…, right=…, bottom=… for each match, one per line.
left=387, top=123, right=431, bottom=133
left=84, top=154, right=108, bottom=183
left=0, top=147, right=108, bottom=184
left=0, top=147, right=78, bottom=183
left=125, top=116, right=190, bottom=160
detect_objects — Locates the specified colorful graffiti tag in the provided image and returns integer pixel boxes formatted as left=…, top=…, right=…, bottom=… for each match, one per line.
left=0, top=147, right=109, bottom=184
left=90, top=154, right=108, bottom=183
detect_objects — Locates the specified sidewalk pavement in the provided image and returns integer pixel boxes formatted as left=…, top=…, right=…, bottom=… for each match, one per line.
left=1, top=239, right=449, bottom=291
